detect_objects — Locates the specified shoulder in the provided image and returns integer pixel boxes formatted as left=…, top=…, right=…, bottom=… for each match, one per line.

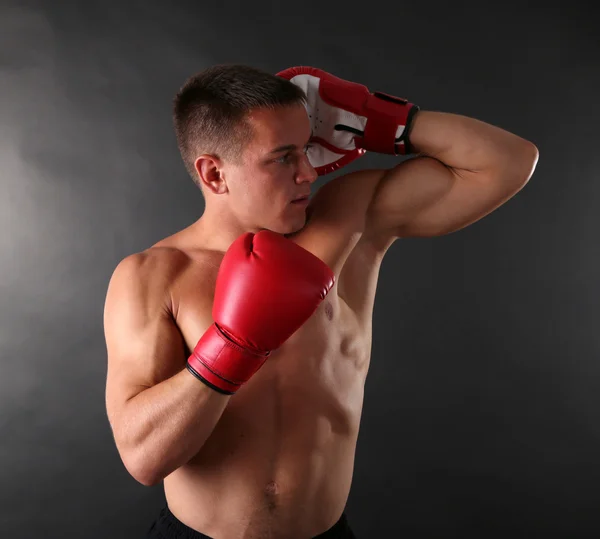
left=104, top=246, right=195, bottom=319
left=109, top=246, right=191, bottom=290
left=288, top=168, right=388, bottom=276
left=294, top=169, right=394, bottom=320
left=300, top=168, right=388, bottom=247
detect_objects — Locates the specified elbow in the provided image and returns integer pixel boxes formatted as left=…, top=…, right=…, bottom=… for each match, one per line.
left=108, top=407, right=167, bottom=486
left=518, top=141, right=540, bottom=185
left=120, top=446, right=164, bottom=487
left=501, top=141, right=539, bottom=192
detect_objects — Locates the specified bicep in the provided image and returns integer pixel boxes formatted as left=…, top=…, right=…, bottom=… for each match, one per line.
left=366, top=156, right=457, bottom=240
left=367, top=155, right=527, bottom=240
left=103, top=254, right=186, bottom=423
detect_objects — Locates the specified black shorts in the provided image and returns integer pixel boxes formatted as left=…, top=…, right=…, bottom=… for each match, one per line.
left=146, top=505, right=357, bottom=538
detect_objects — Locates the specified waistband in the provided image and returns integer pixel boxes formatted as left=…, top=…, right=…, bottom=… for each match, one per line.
left=149, top=505, right=353, bottom=539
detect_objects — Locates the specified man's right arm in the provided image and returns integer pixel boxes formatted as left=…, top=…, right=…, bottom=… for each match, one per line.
left=104, top=252, right=230, bottom=487
left=104, top=231, right=335, bottom=486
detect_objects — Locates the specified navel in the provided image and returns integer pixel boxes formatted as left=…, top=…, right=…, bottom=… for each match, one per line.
left=264, top=481, right=279, bottom=511
left=265, top=481, right=279, bottom=495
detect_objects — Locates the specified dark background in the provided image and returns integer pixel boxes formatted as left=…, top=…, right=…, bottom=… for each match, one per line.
left=1, top=1, right=599, bottom=537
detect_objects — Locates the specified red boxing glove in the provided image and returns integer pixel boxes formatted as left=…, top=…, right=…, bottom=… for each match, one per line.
left=277, top=66, right=419, bottom=176
left=187, top=230, right=335, bottom=394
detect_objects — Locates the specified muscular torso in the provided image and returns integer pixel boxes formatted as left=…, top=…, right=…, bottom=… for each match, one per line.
left=152, top=170, right=390, bottom=538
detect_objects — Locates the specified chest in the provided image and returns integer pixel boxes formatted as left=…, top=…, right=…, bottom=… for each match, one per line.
left=177, top=278, right=368, bottom=367
left=172, top=241, right=377, bottom=381
left=277, top=290, right=368, bottom=372
left=271, top=293, right=370, bottom=430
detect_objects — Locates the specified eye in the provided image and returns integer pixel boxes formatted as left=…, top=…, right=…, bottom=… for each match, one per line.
left=275, top=153, right=293, bottom=164
left=274, top=145, right=312, bottom=165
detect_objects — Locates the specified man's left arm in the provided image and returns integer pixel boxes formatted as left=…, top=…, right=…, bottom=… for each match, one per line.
left=366, top=110, right=539, bottom=241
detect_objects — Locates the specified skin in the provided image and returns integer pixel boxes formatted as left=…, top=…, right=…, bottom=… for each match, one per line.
left=104, top=102, right=538, bottom=538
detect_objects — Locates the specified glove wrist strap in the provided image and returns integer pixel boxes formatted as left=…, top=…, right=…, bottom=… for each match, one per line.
left=187, top=323, right=270, bottom=394
left=358, top=92, right=419, bottom=155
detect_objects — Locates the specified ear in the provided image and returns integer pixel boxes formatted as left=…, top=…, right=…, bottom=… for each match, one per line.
left=194, top=155, right=229, bottom=195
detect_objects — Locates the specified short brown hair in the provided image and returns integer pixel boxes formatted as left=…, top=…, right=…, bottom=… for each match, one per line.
left=173, top=64, right=306, bottom=185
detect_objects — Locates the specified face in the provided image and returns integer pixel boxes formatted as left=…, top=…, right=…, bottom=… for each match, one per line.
left=223, top=104, right=318, bottom=235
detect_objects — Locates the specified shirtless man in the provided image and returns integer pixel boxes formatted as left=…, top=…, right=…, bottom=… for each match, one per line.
left=103, top=65, right=539, bottom=539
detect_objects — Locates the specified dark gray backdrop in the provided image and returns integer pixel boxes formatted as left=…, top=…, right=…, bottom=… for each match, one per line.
left=2, top=1, right=599, bottom=537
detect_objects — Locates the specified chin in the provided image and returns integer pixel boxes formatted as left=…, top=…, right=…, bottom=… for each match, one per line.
left=268, top=217, right=306, bottom=236
left=260, top=206, right=308, bottom=236
left=286, top=220, right=308, bottom=236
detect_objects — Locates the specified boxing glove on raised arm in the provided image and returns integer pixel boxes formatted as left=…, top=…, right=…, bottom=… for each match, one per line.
left=277, top=66, right=419, bottom=175
left=187, top=230, right=335, bottom=394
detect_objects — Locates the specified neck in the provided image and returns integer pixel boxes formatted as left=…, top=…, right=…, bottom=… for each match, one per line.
left=191, top=202, right=260, bottom=253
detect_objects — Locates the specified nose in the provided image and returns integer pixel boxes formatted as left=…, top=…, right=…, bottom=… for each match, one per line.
left=296, top=153, right=318, bottom=184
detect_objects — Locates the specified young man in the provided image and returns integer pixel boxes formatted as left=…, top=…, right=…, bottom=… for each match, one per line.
left=103, top=64, right=539, bottom=538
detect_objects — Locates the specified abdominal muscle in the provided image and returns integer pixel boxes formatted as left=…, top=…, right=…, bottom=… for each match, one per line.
left=164, top=299, right=369, bottom=539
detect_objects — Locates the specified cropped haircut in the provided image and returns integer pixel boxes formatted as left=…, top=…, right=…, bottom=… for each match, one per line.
left=173, top=64, right=307, bottom=186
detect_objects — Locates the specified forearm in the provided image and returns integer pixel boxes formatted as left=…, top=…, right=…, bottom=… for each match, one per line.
left=115, top=368, right=230, bottom=486
left=409, top=110, right=538, bottom=174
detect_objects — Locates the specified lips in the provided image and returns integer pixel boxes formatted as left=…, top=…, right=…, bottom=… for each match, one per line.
left=292, top=195, right=310, bottom=202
